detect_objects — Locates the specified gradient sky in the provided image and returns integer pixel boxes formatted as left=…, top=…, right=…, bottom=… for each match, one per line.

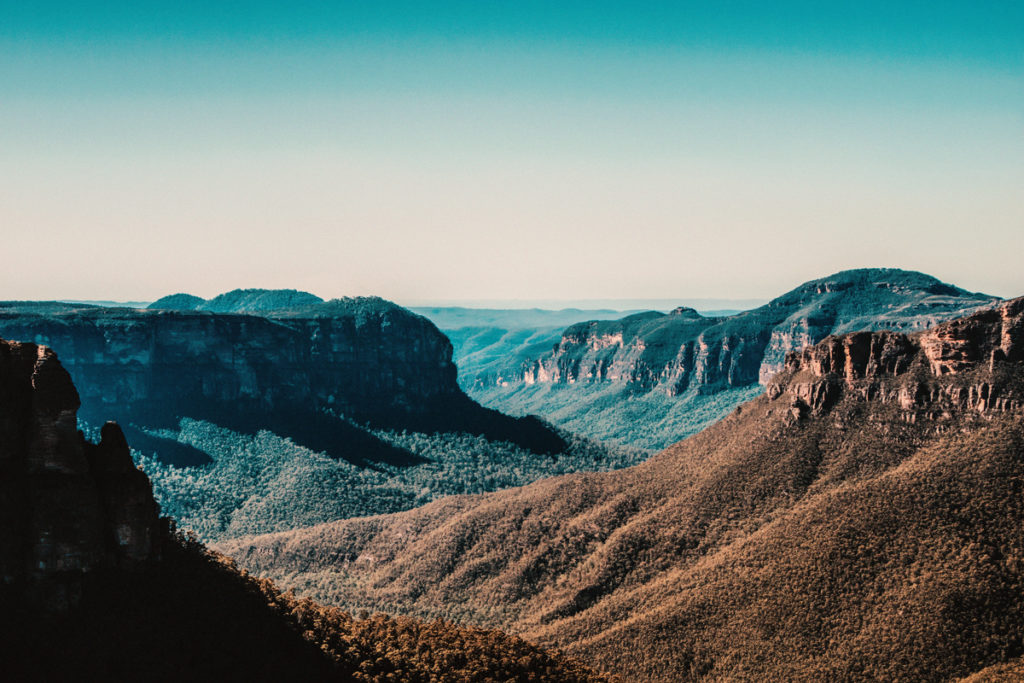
left=2, top=2, right=1022, bottom=303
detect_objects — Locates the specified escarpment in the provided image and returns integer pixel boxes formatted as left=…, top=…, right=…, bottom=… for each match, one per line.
left=0, top=294, right=569, bottom=462
left=0, top=338, right=160, bottom=609
left=481, top=269, right=998, bottom=395
left=468, top=269, right=1001, bottom=449
left=771, top=296, right=1024, bottom=420
left=0, top=297, right=458, bottom=429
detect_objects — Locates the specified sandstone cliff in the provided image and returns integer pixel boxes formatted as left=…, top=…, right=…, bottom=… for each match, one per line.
left=484, top=269, right=998, bottom=395
left=468, top=269, right=1001, bottom=449
left=0, top=297, right=457, bottom=428
left=771, top=295, right=1024, bottom=420
left=0, top=338, right=159, bottom=609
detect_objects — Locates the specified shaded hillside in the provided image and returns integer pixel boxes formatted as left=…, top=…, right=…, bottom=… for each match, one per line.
left=0, top=296, right=650, bottom=542
left=470, top=268, right=999, bottom=449
left=132, top=417, right=638, bottom=543
left=0, top=295, right=576, bottom=458
left=222, top=297, right=1024, bottom=682
left=0, top=337, right=606, bottom=683
left=0, top=297, right=461, bottom=436
left=2, top=534, right=608, bottom=682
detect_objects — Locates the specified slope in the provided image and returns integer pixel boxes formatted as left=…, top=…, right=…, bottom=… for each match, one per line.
left=0, top=296, right=646, bottom=542
left=222, top=296, right=1024, bottom=682
left=0, top=335, right=605, bottom=683
left=469, top=268, right=999, bottom=449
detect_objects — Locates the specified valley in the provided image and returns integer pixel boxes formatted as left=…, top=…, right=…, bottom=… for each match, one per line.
left=2, top=270, right=1021, bottom=681
left=220, top=295, right=1024, bottom=681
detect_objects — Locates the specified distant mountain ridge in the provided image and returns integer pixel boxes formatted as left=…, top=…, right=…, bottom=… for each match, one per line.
left=149, top=288, right=324, bottom=313
left=469, top=268, right=1000, bottom=449
left=0, top=296, right=461, bottom=438
left=221, top=296, right=1024, bottom=682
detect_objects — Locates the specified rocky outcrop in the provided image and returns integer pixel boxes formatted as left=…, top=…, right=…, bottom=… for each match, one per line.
left=482, top=269, right=999, bottom=396
left=767, top=297, right=1024, bottom=420
left=0, top=339, right=160, bottom=609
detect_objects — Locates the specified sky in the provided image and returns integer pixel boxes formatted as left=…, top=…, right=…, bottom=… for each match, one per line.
left=2, top=2, right=1022, bottom=303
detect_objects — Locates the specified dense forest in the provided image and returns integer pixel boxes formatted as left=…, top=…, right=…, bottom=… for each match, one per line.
left=101, top=417, right=642, bottom=543
left=1, top=525, right=607, bottom=682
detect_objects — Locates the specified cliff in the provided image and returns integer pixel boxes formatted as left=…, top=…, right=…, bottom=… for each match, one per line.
left=770, top=295, right=1024, bottom=420
left=0, top=339, right=606, bottom=682
left=0, top=338, right=159, bottom=609
left=487, top=269, right=998, bottom=395
left=222, top=297, right=1024, bottom=682
left=467, top=269, right=1001, bottom=449
left=0, top=294, right=567, bottom=462
left=0, top=297, right=456, bottom=426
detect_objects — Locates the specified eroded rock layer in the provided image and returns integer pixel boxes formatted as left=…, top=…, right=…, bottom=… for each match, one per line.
left=0, top=298, right=459, bottom=429
left=481, top=269, right=998, bottom=395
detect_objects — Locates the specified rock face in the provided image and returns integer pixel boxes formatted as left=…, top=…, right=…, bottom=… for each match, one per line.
left=0, top=338, right=159, bottom=608
left=769, top=296, right=1024, bottom=420
left=0, top=296, right=460, bottom=430
left=482, top=269, right=998, bottom=395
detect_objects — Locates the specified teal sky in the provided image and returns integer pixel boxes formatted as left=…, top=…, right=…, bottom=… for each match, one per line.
left=2, top=2, right=1022, bottom=302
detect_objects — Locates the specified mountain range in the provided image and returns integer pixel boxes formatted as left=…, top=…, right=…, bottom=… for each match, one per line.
left=220, top=295, right=1024, bottom=681
left=3, top=268, right=1022, bottom=680
left=466, top=268, right=999, bottom=449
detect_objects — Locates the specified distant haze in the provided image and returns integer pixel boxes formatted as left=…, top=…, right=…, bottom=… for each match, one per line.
left=2, top=3, right=1022, bottom=301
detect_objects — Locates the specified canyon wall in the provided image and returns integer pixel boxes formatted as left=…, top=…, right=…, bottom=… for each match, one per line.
left=480, top=269, right=999, bottom=397
left=0, top=298, right=460, bottom=428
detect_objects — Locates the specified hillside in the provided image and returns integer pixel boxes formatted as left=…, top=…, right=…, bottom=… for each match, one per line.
left=0, top=336, right=605, bottom=683
left=0, top=295, right=642, bottom=542
left=410, top=308, right=645, bottom=388
left=469, top=268, right=999, bottom=449
left=221, top=297, right=1024, bottom=682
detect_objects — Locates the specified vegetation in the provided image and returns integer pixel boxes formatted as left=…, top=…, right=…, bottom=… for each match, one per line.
left=220, top=348, right=1024, bottom=682
left=148, top=288, right=324, bottom=313
left=115, top=417, right=643, bottom=543
left=471, top=382, right=764, bottom=451
left=0, top=524, right=606, bottom=682
left=465, top=269, right=998, bottom=450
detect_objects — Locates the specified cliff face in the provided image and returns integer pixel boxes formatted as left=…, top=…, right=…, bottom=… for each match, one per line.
left=0, top=338, right=159, bottom=608
left=484, top=269, right=998, bottom=396
left=771, top=296, right=1024, bottom=420
left=0, top=297, right=459, bottom=430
